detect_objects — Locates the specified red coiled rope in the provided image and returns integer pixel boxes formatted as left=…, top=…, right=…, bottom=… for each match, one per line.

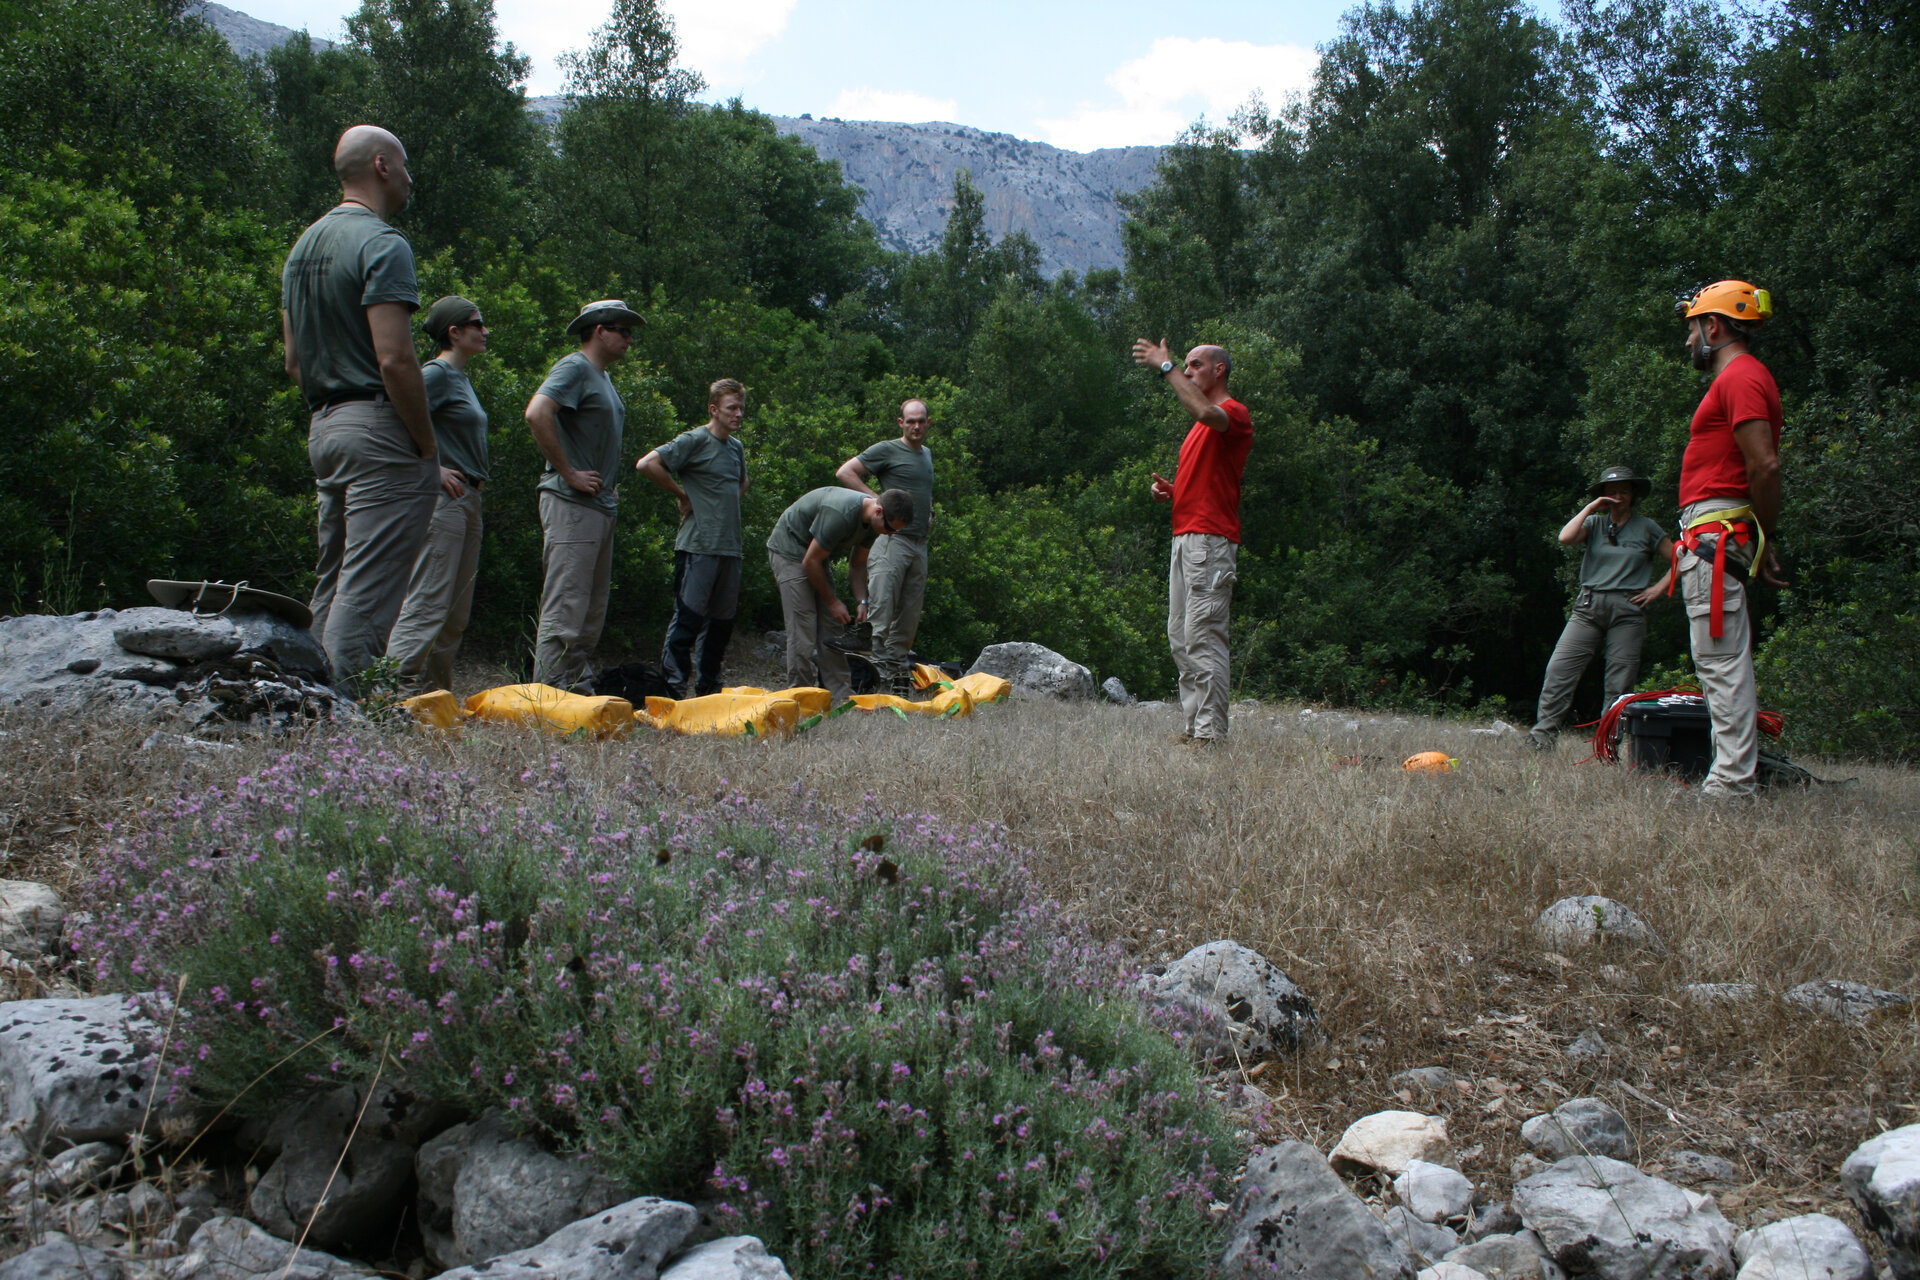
left=1584, top=688, right=1783, bottom=763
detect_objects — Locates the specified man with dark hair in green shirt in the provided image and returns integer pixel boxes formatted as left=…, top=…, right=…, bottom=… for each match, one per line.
left=834, top=398, right=934, bottom=697
left=280, top=124, right=440, bottom=694
left=767, top=487, right=914, bottom=699
left=636, top=378, right=749, bottom=697
left=523, top=299, right=641, bottom=691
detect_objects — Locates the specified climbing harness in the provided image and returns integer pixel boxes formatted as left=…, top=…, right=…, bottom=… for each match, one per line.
left=1668, top=505, right=1764, bottom=639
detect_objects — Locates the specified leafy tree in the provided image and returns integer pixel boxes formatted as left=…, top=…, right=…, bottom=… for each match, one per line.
left=885, top=171, right=1044, bottom=381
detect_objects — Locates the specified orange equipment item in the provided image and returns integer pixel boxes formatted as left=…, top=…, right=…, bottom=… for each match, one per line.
left=1681, top=280, right=1772, bottom=326
left=1403, top=751, right=1456, bottom=773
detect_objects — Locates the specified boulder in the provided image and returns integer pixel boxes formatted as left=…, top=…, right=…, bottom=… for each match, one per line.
left=1466, top=1202, right=1524, bottom=1242
left=1151, top=941, right=1317, bottom=1057
left=417, top=1109, right=630, bottom=1268
left=1331, top=1111, right=1450, bottom=1177
left=658, top=1237, right=792, bottom=1280
left=248, top=1084, right=417, bottom=1249
left=1661, top=1152, right=1738, bottom=1186
left=1397, top=1159, right=1475, bottom=1224
left=1219, top=1140, right=1415, bottom=1279
left=1420, top=1266, right=1493, bottom=1280
left=111, top=608, right=242, bottom=663
left=1532, top=897, right=1666, bottom=955
left=1840, top=1123, right=1920, bottom=1279
left=1383, top=1203, right=1460, bottom=1265
left=0, top=612, right=176, bottom=717
left=1784, top=980, right=1912, bottom=1025
left=1445, top=1232, right=1566, bottom=1279
left=173, top=1215, right=372, bottom=1280
left=33, top=1140, right=121, bottom=1194
left=1520, top=1097, right=1635, bottom=1162
left=0, top=1234, right=125, bottom=1280
left=225, top=607, right=330, bottom=682
left=1100, top=676, right=1136, bottom=705
left=0, top=995, right=204, bottom=1147
left=0, top=881, right=66, bottom=958
left=966, top=642, right=1095, bottom=700
left=433, top=1196, right=699, bottom=1280
left=1732, top=1213, right=1871, bottom=1280
left=1513, top=1154, right=1734, bottom=1280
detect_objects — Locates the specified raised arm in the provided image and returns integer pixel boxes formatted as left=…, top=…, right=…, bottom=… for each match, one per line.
left=836, top=455, right=876, bottom=497
left=1558, top=499, right=1610, bottom=545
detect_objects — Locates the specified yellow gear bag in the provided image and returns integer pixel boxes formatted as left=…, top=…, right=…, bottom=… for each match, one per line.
left=720, top=686, right=834, bottom=717
left=950, top=672, right=1012, bottom=704
left=849, top=685, right=976, bottom=718
left=911, top=663, right=954, bottom=690
left=639, top=692, right=803, bottom=737
left=401, top=689, right=464, bottom=731
left=463, top=684, right=635, bottom=738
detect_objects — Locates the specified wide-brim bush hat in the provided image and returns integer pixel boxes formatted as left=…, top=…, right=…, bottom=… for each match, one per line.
left=148, top=579, right=313, bottom=629
left=564, top=299, right=645, bottom=338
left=1588, top=465, right=1652, bottom=501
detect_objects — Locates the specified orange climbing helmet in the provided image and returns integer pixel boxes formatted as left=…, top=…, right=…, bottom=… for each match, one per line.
left=1680, top=280, right=1772, bottom=326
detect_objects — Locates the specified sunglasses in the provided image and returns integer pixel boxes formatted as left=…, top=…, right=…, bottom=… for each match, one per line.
left=603, top=324, right=634, bottom=339
left=456, top=318, right=487, bottom=331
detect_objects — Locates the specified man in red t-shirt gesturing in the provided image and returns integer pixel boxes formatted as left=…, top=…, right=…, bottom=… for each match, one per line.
left=1674, top=280, right=1788, bottom=800
left=1133, top=338, right=1254, bottom=747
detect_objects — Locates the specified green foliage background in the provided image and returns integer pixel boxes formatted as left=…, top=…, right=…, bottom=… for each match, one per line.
left=2, top=0, right=1916, bottom=754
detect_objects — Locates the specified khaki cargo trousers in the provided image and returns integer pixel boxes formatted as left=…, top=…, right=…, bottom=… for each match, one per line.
left=867, top=532, right=928, bottom=680
left=307, top=400, right=439, bottom=693
left=770, top=550, right=852, bottom=701
left=533, top=491, right=616, bottom=693
left=1530, top=588, right=1647, bottom=745
left=1680, top=498, right=1761, bottom=799
left=386, top=485, right=483, bottom=695
left=1168, top=532, right=1238, bottom=741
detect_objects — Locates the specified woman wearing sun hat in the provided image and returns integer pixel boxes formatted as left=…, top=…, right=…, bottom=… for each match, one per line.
left=385, top=296, right=494, bottom=694
left=1529, top=465, right=1677, bottom=750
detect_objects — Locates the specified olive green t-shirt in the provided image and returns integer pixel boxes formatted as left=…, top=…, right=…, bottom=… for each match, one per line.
left=534, top=351, right=624, bottom=512
left=422, top=359, right=489, bottom=484
left=654, top=426, right=746, bottom=556
left=280, top=204, right=419, bottom=407
left=856, top=438, right=934, bottom=540
left=766, top=487, right=875, bottom=564
left=1579, top=512, right=1666, bottom=591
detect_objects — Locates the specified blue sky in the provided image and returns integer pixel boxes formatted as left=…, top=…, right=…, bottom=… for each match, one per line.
left=231, top=0, right=1357, bottom=150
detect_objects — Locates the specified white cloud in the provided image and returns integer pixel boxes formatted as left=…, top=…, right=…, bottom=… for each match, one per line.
left=822, top=88, right=960, bottom=123
left=1036, top=36, right=1319, bottom=151
left=663, top=0, right=796, bottom=85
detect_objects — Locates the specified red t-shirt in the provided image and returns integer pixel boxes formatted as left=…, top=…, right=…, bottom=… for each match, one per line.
left=1172, top=397, right=1254, bottom=541
left=1680, top=354, right=1782, bottom=507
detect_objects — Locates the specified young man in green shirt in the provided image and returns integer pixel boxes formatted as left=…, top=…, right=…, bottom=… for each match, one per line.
left=834, top=398, right=935, bottom=697
left=523, top=299, right=641, bottom=691
left=280, top=125, right=440, bottom=694
left=766, top=487, right=914, bottom=700
left=636, top=378, right=749, bottom=697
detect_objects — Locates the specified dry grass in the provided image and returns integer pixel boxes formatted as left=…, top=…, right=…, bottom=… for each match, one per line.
left=7, top=666, right=1919, bottom=1252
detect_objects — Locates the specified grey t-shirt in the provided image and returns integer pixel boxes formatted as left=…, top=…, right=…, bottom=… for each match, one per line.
left=422, top=359, right=488, bottom=484
left=767, top=487, right=875, bottom=564
left=1580, top=512, right=1666, bottom=591
left=655, top=426, right=745, bottom=556
left=857, top=438, right=934, bottom=540
left=534, top=351, right=624, bottom=512
left=280, top=204, right=419, bottom=407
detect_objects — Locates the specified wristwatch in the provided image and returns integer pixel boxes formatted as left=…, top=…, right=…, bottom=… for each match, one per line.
left=1159, top=360, right=1175, bottom=376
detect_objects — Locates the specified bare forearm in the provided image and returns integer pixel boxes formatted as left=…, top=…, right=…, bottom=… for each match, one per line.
left=526, top=405, right=569, bottom=473
left=1164, top=373, right=1227, bottom=430
left=1559, top=500, right=1603, bottom=544
left=1747, top=467, right=1781, bottom=535
left=380, top=357, right=435, bottom=457
left=804, top=554, right=837, bottom=602
left=836, top=461, right=876, bottom=497
left=638, top=454, right=684, bottom=498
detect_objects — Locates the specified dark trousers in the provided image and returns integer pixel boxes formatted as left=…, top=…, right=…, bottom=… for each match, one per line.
left=661, top=551, right=738, bottom=696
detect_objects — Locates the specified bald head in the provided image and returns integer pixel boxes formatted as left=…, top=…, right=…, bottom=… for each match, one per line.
left=1191, top=345, right=1230, bottom=380
left=333, top=125, right=411, bottom=216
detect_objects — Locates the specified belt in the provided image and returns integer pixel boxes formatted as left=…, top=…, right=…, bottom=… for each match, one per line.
left=310, top=391, right=387, bottom=412
left=1668, top=504, right=1763, bottom=639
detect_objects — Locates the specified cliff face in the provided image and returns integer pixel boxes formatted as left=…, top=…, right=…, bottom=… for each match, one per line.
left=189, top=1, right=332, bottom=57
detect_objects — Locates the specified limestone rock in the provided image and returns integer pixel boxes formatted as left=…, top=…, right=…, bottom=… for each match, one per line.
left=0, top=1233, right=125, bottom=1280
left=173, top=1215, right=371, bottom=1280
left=1785, top=980, right=1912, bottom=1025
left=658, top=1236, right=791, bottom=1280
left=1445, top=1231, right=1567, bottom=1279
left=0, top=995, right=203, bottom=1146
left=1420, top=1265, right=1494, bottom=1280
left=1532, top=897, right=1666, bottom=955
left=1151, top=941, right=1317, bottom=1057
left=1841, top=1123, right=1920, bottom=1279
left=0, top=612, right=175, bottom=717
left=1398, top=1159, right=1475, bottom=1224
left=1383, top=1203, right=1461, bottom=1265
left=416, top=1109, right=630, bottom=1268
left=433, top=1196, right=699, bottom=1280
left=34, top=1141, right=121, bottom=1194
left=248, top=1084, right=416, bottom=1249
left=112, top=608, right=242, bottom=663
left=1100, top=676, right=1136, bottom=705
left=1732, top=1213, right=1870, bottom=1280
left=1662, top=1152, right=1738, bottom=1186
left=1513, top=1154, right=1734, bottom=1280
left=1466, top=1202, right=1524, bottom=1242
left=1520, top=1097, right=1635, bottom=1162
left=1391, top=1067, right=1465, bottom=1098
left=225, top=608, right=330, bottom=682
left=1219, top=1140, right=1415, bottom=1279
left=1332, top=1111, right=1450, bottom=1177
left=0, top=881, right=66, bottom=958
left=966, top=642, right=1095, bottom=700
left=1565, top=1030, right=1611, bottom=1067
left=1684, top=983, right=1761, bottom=1006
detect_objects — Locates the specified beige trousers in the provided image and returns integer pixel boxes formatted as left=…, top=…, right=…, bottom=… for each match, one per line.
left=534, top=492, right=616, bottom=692
left=307, top=400, right=439, bottom=692
left=770, top=551, right=851, bottom=700
left=386, top=485, right=483, bottom=695
left=867, top=533, right=928, bottom=679
left=1680, top=498, right=1760, bottom=799
left=1168, top=532, right=1238, bottom=740
left=1531, top=588, right=1647, bottom=744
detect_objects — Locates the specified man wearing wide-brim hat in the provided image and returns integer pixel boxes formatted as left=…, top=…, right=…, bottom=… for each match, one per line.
left=1530, top=465, right=1677, bottom=749
left=522, top=299, right=643, bottom=690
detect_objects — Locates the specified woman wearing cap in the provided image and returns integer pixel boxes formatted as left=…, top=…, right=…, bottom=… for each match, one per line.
left=385, top=296, right=491, bottom=694
left=1529, top=466, right=1676, bottom=750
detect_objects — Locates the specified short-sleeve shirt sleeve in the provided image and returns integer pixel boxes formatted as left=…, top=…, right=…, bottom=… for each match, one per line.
left=537, top=356, right=588, bottom=411
left=359, top=229, right=419, bottom=309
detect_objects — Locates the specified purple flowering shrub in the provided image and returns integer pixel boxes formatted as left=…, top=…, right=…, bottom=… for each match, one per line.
left=75, top=743, right=1236, bottom=1278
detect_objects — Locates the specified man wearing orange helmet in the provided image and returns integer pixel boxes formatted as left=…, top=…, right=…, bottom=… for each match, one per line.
left=1673, top=280, right=1788, bottom=800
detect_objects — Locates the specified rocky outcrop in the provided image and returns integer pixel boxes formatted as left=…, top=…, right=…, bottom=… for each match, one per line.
left=1331, top=1111, right=1451, bottom=1177
left=248, top=1085, right=419, bottom=1249
left=967, top=642, right=1096, bottom=700
left=1151, top=940, right=1317, bottom=1057
left=417, top=1110, right=630, bottom=1268
left=432, top=1196, right=699, bottom=1280
left=1841, top=1123, right=1920, bottom=1278
left=1220, top=1141, right=1415, bottom=1279
left=0, top=881, right=66, bottom=958
left=1512, top=1155, right=1734, bottom=1279
left=0, top=995, right=203, bottom=1147
left=1732, top=1213, right=1871, bottom=1280
left=1520, top=1097, right=1636, bottom=1162
left=1532, top=896, right=1666, bottom=956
